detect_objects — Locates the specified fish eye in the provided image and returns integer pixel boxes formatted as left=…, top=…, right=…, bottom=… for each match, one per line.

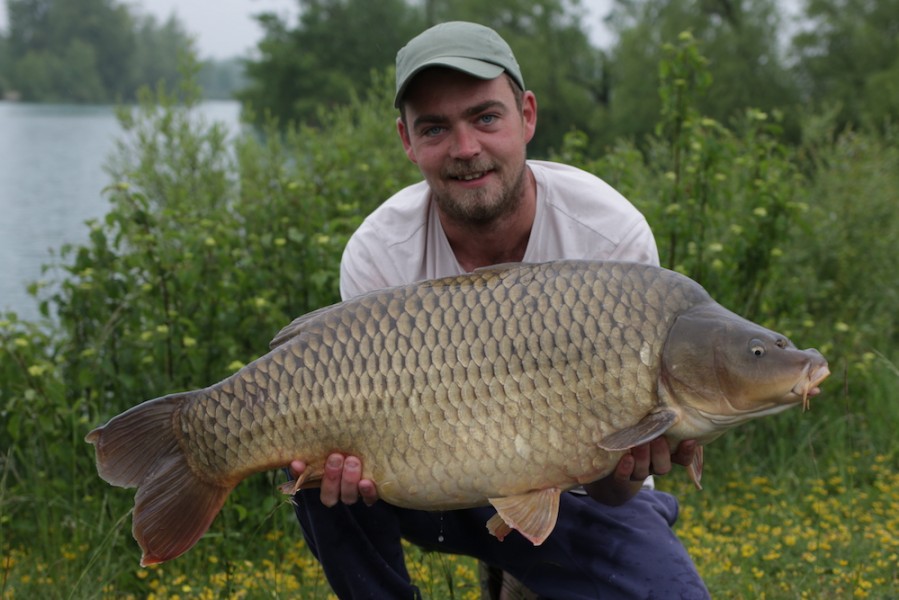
left=750, top=339, right=766, bottom=357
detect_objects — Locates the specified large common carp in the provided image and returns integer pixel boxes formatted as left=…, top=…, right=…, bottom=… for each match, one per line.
left=86, top=260, right=829, bottom=566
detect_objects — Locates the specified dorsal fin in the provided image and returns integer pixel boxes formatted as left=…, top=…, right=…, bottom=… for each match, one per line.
left=471, top=262, right=527, bottom=274
left=269, top=303, right=341, bottom=349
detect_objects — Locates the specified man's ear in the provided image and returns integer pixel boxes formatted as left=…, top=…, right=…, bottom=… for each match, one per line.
left=397, top=116, right=418, bottom=164
left=522, top=91, right=538, bottom=145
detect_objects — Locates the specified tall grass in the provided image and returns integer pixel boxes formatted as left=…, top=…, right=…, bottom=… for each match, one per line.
left=1, top=42, right=897, bottom=598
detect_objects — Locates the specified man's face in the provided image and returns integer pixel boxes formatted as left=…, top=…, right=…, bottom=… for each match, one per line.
left=397, top=69, right=537, bottom=225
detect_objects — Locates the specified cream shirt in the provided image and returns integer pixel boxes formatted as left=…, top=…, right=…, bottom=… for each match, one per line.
left=340, top=160, right=659, bottom=301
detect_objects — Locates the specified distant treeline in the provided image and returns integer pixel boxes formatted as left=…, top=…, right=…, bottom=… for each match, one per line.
left=1, top=0, right=897, bottom=153
left=237, top=0, right=899, bottom=155
left=0, top=0, right=245, bottom=102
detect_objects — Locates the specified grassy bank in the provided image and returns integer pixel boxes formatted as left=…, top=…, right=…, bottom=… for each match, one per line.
left=2, top=440, right=897, bottom=598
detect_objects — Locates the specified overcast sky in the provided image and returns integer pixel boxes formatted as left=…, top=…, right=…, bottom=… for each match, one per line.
left=0, top=0, right=616, bottom=60
left=130, top=0, right=300, bottom=59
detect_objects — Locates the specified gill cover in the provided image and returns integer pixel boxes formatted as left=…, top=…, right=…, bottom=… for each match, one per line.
left=661, top=302, right=814, bottom=416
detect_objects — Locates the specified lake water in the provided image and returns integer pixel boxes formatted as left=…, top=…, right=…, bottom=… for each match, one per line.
left=0, top=100, right=242, bottom=322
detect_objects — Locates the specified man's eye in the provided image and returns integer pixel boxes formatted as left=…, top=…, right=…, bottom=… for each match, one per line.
left=480, top=114, right=496, bottom=125
left=423, top=126, right=444, bottom=137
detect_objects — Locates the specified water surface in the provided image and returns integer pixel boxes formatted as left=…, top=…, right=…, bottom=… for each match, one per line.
left=0, top=101, right=241, bottom=321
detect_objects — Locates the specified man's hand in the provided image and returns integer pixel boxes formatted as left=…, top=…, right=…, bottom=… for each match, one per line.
left=289, top=454, right=379, bottom=507
left=584, top=438, right=697, bottom=506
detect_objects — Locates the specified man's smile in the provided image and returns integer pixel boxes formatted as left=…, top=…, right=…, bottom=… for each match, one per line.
left=456, top=172, right=487, bottom=181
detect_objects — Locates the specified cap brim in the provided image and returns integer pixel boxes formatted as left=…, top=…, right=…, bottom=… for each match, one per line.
left=394, top=58, right=505, bottom=107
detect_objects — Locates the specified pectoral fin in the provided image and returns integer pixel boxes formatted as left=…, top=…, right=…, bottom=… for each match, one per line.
left=598, top=409, right=678, bottom=451
left=486, top=488, right=562, bottom=546
left=688, top=444, right=704, bottom=490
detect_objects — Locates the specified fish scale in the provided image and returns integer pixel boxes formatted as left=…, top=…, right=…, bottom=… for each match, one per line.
left=86, top=259, right=829, bottom=565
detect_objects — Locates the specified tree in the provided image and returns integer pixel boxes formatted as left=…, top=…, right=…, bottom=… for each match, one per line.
left=2, top=0, right=194, bottom=102
left=55, top=38, right=106, bottom=102
left=198, top=57, right=247, bottom=100
left=9, top=0, right=136, bottom=100
left=792, top=0, right=899, bottom=130
left=133, top=13, right=196, bottom=94
left=0, top=31, right=8, bottom=97
left=237, top=0, right=424, bottom=126
left=601, top=0, right=800, bottom=146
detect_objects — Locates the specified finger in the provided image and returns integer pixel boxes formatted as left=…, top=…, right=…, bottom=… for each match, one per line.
left=320, top=453, right=344, bottom=507
left=671, top=439, right=697, bottom=467
left=289, top=460, right=307, bottom=480
left=341, top=456, right=363, bottom=505
left=649, top=437, right=672, bottom=476
left=614, top=453, right=636, bottom=484
left=629, top=443, right=651, bottom=480
left=358, top=479, right=379, bottom=506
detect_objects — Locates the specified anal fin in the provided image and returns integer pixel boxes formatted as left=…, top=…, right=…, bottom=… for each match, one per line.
left=486, top=488, right=562, bottom=546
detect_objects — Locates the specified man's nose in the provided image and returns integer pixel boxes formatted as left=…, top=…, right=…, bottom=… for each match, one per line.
left=450, top=126, right=481, bottom=159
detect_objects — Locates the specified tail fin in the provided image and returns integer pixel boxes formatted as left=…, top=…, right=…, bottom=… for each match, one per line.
left=86, top=392, right=233, bottom=566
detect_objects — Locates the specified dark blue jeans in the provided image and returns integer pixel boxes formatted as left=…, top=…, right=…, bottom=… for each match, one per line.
left=292, top=488, right=710, bottom=599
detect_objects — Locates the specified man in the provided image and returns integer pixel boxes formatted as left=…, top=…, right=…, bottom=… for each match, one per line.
left=289, top=21, right=710, bottom=599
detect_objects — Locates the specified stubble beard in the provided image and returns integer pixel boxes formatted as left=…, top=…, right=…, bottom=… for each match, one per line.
left=432, top=158, right=528, bottom=227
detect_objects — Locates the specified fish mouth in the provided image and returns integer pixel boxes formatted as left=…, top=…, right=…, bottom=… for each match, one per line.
left=791, top=361, right=831, bottom=411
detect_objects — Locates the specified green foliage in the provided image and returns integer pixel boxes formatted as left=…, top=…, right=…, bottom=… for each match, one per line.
left=792, top=123, right=899, bottom=361
left=603, top=0, right=801, bottom=149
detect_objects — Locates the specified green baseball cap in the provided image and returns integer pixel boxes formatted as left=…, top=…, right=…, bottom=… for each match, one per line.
left=394, top=21, right=525, bottom=108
